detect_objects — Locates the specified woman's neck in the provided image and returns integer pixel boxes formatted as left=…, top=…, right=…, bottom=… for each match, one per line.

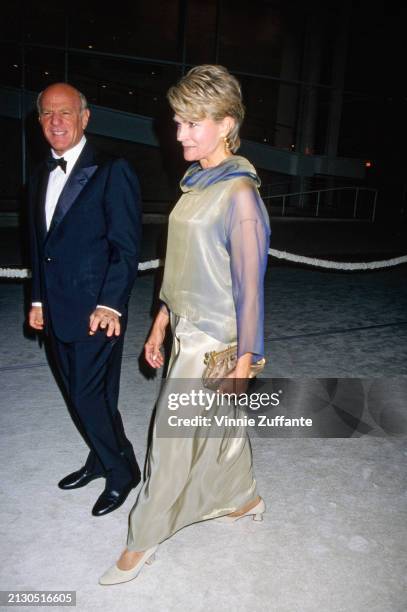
left=200, top=151, right=233, bottom=169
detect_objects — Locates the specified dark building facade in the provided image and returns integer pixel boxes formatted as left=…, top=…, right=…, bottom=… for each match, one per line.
left=0, top=0, right=405, bottom=223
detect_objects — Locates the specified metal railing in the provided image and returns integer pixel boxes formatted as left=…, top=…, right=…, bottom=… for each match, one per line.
left=263, top=186, right=378, bottom=221
left=0, top=186, right=378, bottom=228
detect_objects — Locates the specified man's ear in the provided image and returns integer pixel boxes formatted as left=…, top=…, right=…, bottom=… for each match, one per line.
left=82, top=108, right=91, bottom=130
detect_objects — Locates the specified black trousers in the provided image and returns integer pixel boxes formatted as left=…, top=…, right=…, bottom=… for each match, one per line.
left=48, top=323, right=138, bottom=489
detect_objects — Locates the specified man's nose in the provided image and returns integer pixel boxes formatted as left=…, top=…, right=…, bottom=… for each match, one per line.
left=50, top=112, right=62, bottom=125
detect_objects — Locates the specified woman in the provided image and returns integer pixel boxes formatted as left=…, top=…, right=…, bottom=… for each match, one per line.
left=99, top=64, right=270, bottom=585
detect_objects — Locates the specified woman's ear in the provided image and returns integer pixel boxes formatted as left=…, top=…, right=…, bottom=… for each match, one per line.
left=221, top=116, right=235, bottom=138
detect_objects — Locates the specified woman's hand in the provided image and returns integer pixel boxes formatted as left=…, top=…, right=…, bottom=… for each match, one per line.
left=219, top=352, right=253, bottom=394
left=232, top=352, right=253, bottom=379
left=144, top=308, right=169, bottom=368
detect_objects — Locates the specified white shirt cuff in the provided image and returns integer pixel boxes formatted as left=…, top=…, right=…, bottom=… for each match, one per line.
left=31, top=303, right=121, bottom=317
left=97, top=305, right=122, bottom=317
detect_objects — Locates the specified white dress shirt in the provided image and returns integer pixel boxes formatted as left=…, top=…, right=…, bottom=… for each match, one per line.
left=32, top=136, right=120, bottom=317
left=45, top=135, right=86, bottom=230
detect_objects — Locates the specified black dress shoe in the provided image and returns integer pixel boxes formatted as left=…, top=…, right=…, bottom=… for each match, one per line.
left=92, top=474, right=141, bottom=517
left=58, top=467, right=103, bottom=490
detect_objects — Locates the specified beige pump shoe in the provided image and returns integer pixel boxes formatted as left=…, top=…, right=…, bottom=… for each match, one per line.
left=214, top=497, right=266, bottom=523
left=99, top=546, right=158, bottom=585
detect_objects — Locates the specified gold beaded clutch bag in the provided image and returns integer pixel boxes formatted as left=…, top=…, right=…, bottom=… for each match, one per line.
left=202, top=344, right=266, bottom=391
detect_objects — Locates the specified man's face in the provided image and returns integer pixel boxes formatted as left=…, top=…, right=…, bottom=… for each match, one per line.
left=38, top=84, right=90, bottom=155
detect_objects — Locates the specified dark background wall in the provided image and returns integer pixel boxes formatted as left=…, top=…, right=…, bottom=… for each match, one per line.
left=0, top=0, right=406, bottom=219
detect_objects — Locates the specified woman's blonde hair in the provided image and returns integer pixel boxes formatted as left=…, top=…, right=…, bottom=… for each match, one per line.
left=167, top=64, right=245, bottom=153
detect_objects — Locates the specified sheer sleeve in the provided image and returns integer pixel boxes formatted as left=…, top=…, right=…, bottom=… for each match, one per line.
left=225, top=181, right=270, bottom=361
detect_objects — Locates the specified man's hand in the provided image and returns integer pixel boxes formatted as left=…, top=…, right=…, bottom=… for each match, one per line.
left=89, top=307, right=121, bottom=337
left=28, top=306, right=44, bottom=331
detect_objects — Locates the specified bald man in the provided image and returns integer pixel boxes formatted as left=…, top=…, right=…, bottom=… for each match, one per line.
left=28, top=83, right=142, bottom=516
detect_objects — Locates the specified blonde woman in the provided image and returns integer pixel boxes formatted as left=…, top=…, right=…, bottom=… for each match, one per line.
left=99, top=65, right=270, bottom=585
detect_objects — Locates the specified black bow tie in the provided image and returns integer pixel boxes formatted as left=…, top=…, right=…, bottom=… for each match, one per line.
left=47, top=156, right=67, bottom=173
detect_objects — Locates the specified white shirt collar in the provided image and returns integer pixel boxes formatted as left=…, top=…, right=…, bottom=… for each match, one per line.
left=51, top=135, right=87, bottom=165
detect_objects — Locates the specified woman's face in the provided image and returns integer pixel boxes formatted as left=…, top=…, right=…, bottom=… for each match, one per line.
left=174, top=114, right=233, bottom=168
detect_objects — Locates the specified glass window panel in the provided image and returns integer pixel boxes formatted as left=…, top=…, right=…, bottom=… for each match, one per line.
left=238, top=74, right=279, bottom=145
left=274, top=81, right=300, bottom=150
left=218, top=0, right=283, bottom=75
left=339, top=93, right=379, bottom=158
left=69, top=0, right=180, bottom=60
left=0, top=4, right=21, bottom=41
left=24, top=46, right=65, bottom=92
left=68, top=53, right=180, bottom=115
left=0, top=43, right=22, bottom=87
left=313, top=87, right=331, bottom=155
left=319, top=30, right=334, bottom=87
left=185, top=0, right=217, bottom=64
left=0, top=118, right=22, bottom=200
left=24, top=1, right=66, bottom=47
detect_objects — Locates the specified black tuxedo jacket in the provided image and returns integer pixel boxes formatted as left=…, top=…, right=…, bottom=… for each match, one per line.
left=29, top=141, right=142, bottom=342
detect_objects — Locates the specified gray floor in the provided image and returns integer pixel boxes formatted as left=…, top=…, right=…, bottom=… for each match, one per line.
left=1, top=261, right=407, bottom=611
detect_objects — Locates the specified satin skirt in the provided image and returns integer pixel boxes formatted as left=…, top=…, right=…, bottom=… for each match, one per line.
left=127, top=315, right=258, bottom=551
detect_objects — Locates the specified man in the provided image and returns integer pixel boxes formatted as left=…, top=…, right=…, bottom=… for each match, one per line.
left=28, top=83, right=142, bottom=516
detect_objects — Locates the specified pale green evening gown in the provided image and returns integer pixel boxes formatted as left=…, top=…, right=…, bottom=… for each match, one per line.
left=127, top=156, right=270, bottom=550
